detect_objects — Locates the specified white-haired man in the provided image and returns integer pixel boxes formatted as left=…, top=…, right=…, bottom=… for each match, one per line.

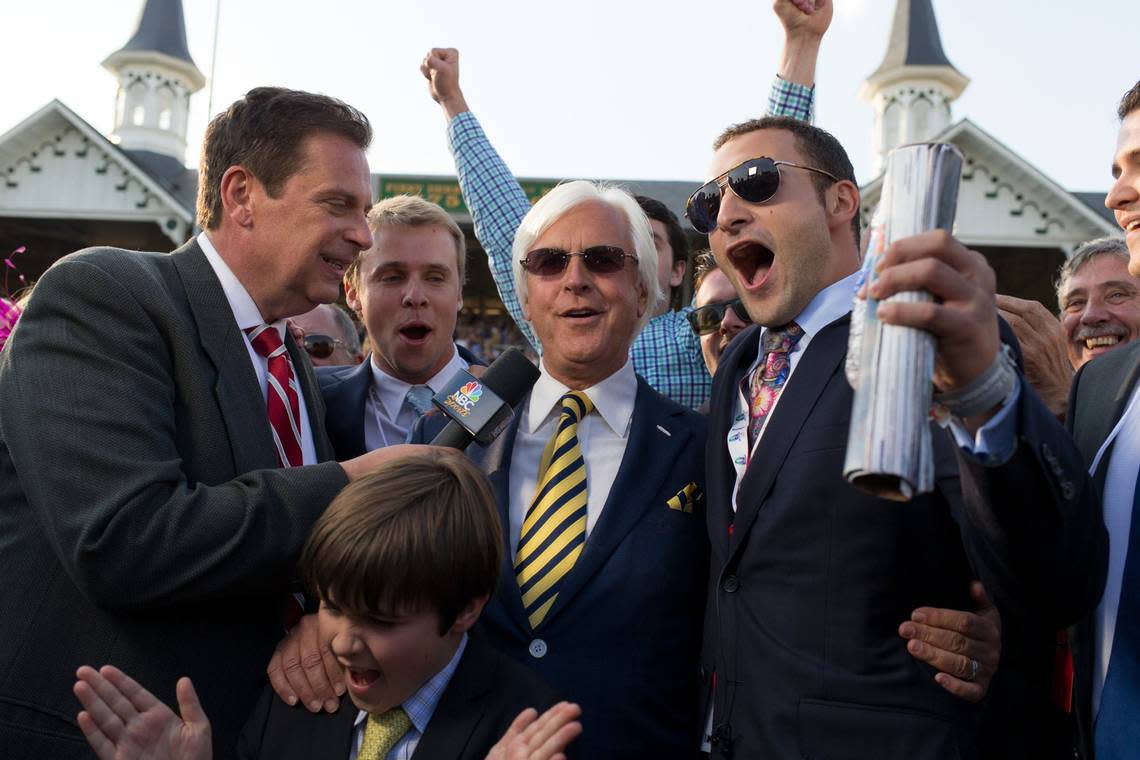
left=412, top=180, right=709, bottom=759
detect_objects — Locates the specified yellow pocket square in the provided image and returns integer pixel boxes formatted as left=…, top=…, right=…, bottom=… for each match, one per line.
left=666, top=482, right=702, bottom=513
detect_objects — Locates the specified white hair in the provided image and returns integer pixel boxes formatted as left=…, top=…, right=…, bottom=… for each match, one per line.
left=511, top=180, right=662, bottom=340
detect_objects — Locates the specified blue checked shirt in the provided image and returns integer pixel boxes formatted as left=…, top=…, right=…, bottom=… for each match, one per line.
left=448, top=76, right=815, bottom=409
left=350, top=634, right=468, bottom=760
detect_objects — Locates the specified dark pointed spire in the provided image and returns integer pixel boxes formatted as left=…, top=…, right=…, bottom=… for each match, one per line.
left=112, top=0, right=198, bottom=69
left=870, top=0, right=962, bottom=80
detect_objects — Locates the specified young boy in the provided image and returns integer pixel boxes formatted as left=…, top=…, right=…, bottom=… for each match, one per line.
left=74, top=449, right=581, bottom=760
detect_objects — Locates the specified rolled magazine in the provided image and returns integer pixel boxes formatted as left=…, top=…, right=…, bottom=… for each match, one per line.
left=844, top=142, right=963, bottom=501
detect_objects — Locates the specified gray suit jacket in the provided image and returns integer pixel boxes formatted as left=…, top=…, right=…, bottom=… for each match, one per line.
left=1067, top=340, right=1140, bottom=760
left=0, top=240, right=348, bottom=759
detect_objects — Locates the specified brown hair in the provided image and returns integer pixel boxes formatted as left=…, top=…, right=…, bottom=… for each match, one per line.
left=197, top=87, right=372, bottom=229
left=692, top=249, right=720, bottom=294
left=345, top=195, right=467, bottom=288
left=1118, top=79, right=1140, bottom=120
left=300, top=449, right=502, bottom=634
left=713, top=116, right=861, bottom=245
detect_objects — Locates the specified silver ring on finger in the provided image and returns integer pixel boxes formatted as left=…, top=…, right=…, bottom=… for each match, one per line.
left=967, top=658, right=979, bottom=682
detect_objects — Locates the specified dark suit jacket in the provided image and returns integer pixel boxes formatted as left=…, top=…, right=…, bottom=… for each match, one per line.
left=1067, top=340, right=1140, bottom=760
left=317, top=345, right=482, bottom=459
left=412, top=377, right=709, bottom=759
left=701, top=318, right=1106, bottom=760
left=0, top=241, right=348, bottom=759
left=237, top=632, right=558, bottom=759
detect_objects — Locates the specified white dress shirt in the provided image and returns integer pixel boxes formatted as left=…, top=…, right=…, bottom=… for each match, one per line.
left=198, top=232, right=317, bottom=465
left=1091, top=381, right=1140, bottom=717
left=728, top=271, right=860, bottom=510
left=507, top=359, right=637, bottom=557
left=363, top=348, right=469, bottom=449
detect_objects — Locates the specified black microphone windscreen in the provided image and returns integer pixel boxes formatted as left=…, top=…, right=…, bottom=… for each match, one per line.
left=477, top=347, right=541, bottom=406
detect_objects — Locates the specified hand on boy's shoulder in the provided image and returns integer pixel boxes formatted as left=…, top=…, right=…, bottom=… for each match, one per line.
left=486, top=702, right=582, bottom=760
left=267, top=613, right=343, bottom=714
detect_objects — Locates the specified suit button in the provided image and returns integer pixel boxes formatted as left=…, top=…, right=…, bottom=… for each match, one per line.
left=722, top=574, right=739, bottom=593
left=528, top=639, right=548, bottom=659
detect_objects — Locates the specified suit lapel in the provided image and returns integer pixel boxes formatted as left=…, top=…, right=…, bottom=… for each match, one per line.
left=708, top=325, right=762, bottom=561
left=171, top=241, right=278, bottom=473
left=412, top=636, right=496, bottom=759
left=539, top=379, right=691, bottom=627
left=286, top=335, right=334, bottom=462
left=468, top=409, right=531, bottom=635
left=311, top=704, right=359, bottom=758
left=323, top=361, right=372, bottom=457
left=1075, top=342, right=1140, bottom=486
left=728, top=316, right=849, bottom=559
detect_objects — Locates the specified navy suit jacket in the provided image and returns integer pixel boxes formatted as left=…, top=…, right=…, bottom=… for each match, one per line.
left=701, top=317, right=1106, bottom=760
left=1067, top=340, right=1140, bottom=760
left=412, top=377, right=709, bottom=759
left=237, top=633, right=558, bottom=760
left=318, top=345, right=482, bottom=459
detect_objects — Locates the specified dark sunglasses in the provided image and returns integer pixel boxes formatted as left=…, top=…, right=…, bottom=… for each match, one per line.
left=684, top=157, right=841, bottom=234
left=686, top=298, right=750, bottom=336
left=302, top=333, right=348, bottom=359
left=520, top=246, right=637, bottom=277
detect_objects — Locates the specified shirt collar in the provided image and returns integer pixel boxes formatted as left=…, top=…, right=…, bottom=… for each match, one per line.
left=197, top=232, right=287, bottom=339
left=368, top=346, right=466, bottom=419
left=789, top=270, right=861, bottom=339
left=353, top=633, right=468, bottom=735
left=524, top=359, right=637, bottom=437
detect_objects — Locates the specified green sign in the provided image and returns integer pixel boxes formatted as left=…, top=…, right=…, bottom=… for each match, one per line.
left=377, top=177, right=558, bottom=215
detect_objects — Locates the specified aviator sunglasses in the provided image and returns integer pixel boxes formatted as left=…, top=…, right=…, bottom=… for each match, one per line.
left=520, top=246, right=638, bottom=277
left=686, top=298, right=750, bottom=336
left=684, top=157, right=841, bottom=234
left=302, top=333, right=349, bottom=359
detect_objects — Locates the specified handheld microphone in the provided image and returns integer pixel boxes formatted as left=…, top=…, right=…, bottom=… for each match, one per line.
left=429, top=347, right=540, bottom=450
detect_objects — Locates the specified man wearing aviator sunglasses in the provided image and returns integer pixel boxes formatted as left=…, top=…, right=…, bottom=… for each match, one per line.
left=688, top=251, right=752, bottom=379
left=697, top=108, right=1102, bottom=760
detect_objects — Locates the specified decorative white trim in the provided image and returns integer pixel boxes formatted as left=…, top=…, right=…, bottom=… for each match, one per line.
left=0, top=99, right=192, bottom=244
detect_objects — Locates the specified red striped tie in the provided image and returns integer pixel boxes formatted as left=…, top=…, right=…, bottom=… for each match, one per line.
left=245, top=325, right=303, bottom=467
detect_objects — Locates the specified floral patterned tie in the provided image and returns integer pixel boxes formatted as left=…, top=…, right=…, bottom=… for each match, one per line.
left=745, top=322, right=804, bottom=450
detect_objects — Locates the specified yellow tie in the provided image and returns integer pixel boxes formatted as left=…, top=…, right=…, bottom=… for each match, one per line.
left=358, top=707, right=412, bottom=760
left=515, top=391, right=594, bottom=629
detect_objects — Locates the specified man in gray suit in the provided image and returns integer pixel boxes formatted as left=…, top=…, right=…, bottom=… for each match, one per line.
left=0, top=87, right=406, bottom=759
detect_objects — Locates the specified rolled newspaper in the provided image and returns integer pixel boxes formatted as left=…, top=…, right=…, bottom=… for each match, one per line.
left=844, top=142, right=963, bottom=501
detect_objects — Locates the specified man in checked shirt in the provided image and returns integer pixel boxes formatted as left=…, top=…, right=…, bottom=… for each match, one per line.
left=419, top=4, right=823, bottom=409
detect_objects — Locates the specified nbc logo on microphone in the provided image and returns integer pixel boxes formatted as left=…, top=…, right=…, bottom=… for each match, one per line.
left=445, top=381, right=483, bottom=417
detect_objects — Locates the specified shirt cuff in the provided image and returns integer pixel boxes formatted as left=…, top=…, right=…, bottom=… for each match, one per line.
left=947, top=382, right=1021, bottom=466
left=768, top=75, right=815, bottom=123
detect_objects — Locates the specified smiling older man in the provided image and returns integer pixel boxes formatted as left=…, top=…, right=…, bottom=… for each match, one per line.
left=412, top=180, right=709, bottom=759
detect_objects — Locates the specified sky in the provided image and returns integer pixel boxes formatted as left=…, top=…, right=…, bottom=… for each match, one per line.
left=1, top=0, right=1134, bottom=196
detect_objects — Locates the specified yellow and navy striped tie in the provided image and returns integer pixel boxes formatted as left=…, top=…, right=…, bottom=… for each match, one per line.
left=515, top=391, right=594, bottom=629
